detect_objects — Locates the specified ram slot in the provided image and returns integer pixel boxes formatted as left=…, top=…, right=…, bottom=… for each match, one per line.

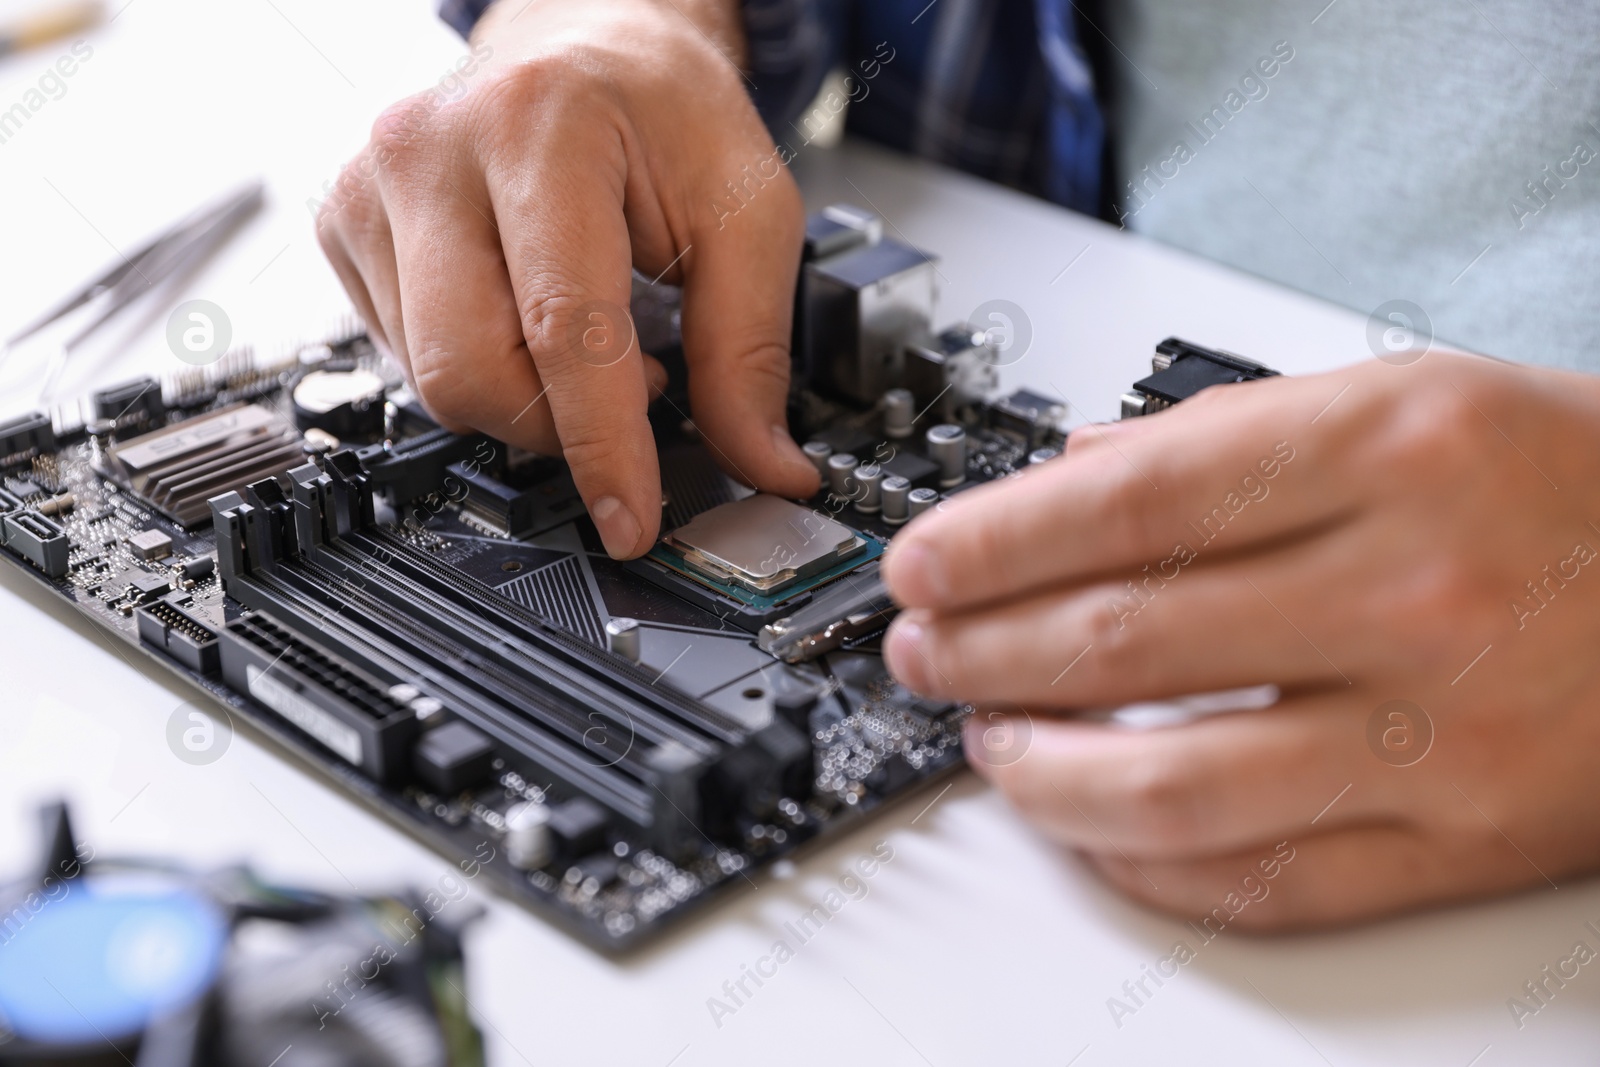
left=271, top=556, right=673, bottom=781
left=317, top=532, right=815, bottom=837
left=308, top=539, right=727, bottom=760
left=228, top=572, right=684, bottom=854
left=351, top=527, right=752, bottom=743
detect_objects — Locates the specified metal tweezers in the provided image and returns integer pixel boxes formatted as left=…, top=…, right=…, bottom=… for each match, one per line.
left=4, top=178, right=265, bottom=357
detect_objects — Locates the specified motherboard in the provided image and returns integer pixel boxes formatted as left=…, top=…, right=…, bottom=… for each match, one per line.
left=0, top=204, right=1266, bottom=952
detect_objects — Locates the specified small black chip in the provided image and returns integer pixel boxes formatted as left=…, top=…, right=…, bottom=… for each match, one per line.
left=413, top=721, right=496, bottom=794
left=129, top=573, right=173, bottom=603
left=548, top=798, right=608, bottom=859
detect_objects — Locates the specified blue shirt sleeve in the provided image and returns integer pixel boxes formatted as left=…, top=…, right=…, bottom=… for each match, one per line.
left=438, top=0, right=494, bottom=39
left=435, top=0, right=1103, bottom=217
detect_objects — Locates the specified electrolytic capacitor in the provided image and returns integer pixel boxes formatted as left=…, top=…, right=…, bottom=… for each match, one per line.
left=926, top=424, right=967, bottom=487
left=504, top=801, right=553, bottom=870
left=881, top=475, right=912, bottom=524
left=853, top=463, right=883, bottom=514
left=802, top=440, right=833, bottom=476
left=907, top=487, right=939, bottom=519
left=606, top=617, right=641, bottom=662
left=827, top=452, right=860, bottom=499
left=883, top=388, right=914, bottom=439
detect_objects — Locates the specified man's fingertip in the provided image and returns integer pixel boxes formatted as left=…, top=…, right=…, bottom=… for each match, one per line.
left=770, top=424, right=821, bottom=492
left=883, top=539, right=948, bottom=608
left=591, top=495, right=646, bottom=559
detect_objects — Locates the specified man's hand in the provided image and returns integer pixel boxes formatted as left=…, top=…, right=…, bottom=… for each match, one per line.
left=882, top=351, right=1600, bottom=928
left=316, top=0, right=818, bottom=558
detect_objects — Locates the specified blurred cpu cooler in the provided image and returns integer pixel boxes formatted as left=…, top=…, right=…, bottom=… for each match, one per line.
left=0, top=803, right=484, bottom=1067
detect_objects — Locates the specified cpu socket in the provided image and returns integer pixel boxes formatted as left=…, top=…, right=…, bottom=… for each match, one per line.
left=649, top=494, right=881, bottom=609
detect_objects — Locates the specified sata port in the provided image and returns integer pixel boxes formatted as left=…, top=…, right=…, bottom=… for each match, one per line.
left=2, top=510, right=69, bottom=577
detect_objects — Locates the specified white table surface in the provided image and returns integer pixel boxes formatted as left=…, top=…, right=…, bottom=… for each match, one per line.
left=1, top=1, right=1597, bottom=1064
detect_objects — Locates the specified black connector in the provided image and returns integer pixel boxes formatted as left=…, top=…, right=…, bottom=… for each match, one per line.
left=1122, top=338, right=1280, bottom=418
left=219, top=611, right=420, bottom=783
left=136, top=592, right=221, bottom=674
left=93, top=376, right=166, bottom=427
left=989, top=389, right=1065, bottom=449
left=0, top=411, right=55, bottom=463
left=355, top=429, right=490, bottom=504
left=448, top=460, right=543, bottom=538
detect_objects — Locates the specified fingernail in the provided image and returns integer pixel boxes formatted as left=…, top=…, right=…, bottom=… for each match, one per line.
left=892, top=542, right=950, bottom=605
left=591, top=495, right=642, bottom=559
left=885, top=616, right=930, bottom=693
left=771, top=424, right=818, bottom=480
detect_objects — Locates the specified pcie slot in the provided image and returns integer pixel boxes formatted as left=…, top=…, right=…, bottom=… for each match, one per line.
left=353, top=527, right=751, bottom=743
left=227, top=571, right=677, bottom=852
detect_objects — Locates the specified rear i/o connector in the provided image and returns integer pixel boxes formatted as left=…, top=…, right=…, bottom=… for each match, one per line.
left=1121, top=338, right=1280, bottom=418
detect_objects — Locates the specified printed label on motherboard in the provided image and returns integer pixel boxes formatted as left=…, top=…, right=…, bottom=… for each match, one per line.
left=246, top=664, right=364, bottom=765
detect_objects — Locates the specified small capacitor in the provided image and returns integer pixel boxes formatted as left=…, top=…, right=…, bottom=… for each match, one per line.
left=881, top=475, right=912, bottom=525
left=883, top=388, right=914, bottom=439
left=504, top=801, right=553, bottom=870
left=606, top=617, right=641, bottom=662
left=926, top=424, right=967, bottom=487
left=802, top=440, right=833, bottom=475
left=827, top=452, right=860, bottom=500
left=907, top=487, right=939, bottom=519
left=853, top=463, right=883, bottom=514
left=1028, top=447, right=1059, bottom=465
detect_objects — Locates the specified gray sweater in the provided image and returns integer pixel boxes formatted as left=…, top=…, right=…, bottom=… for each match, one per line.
left=1102, top=0, right=1600, bottom=370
